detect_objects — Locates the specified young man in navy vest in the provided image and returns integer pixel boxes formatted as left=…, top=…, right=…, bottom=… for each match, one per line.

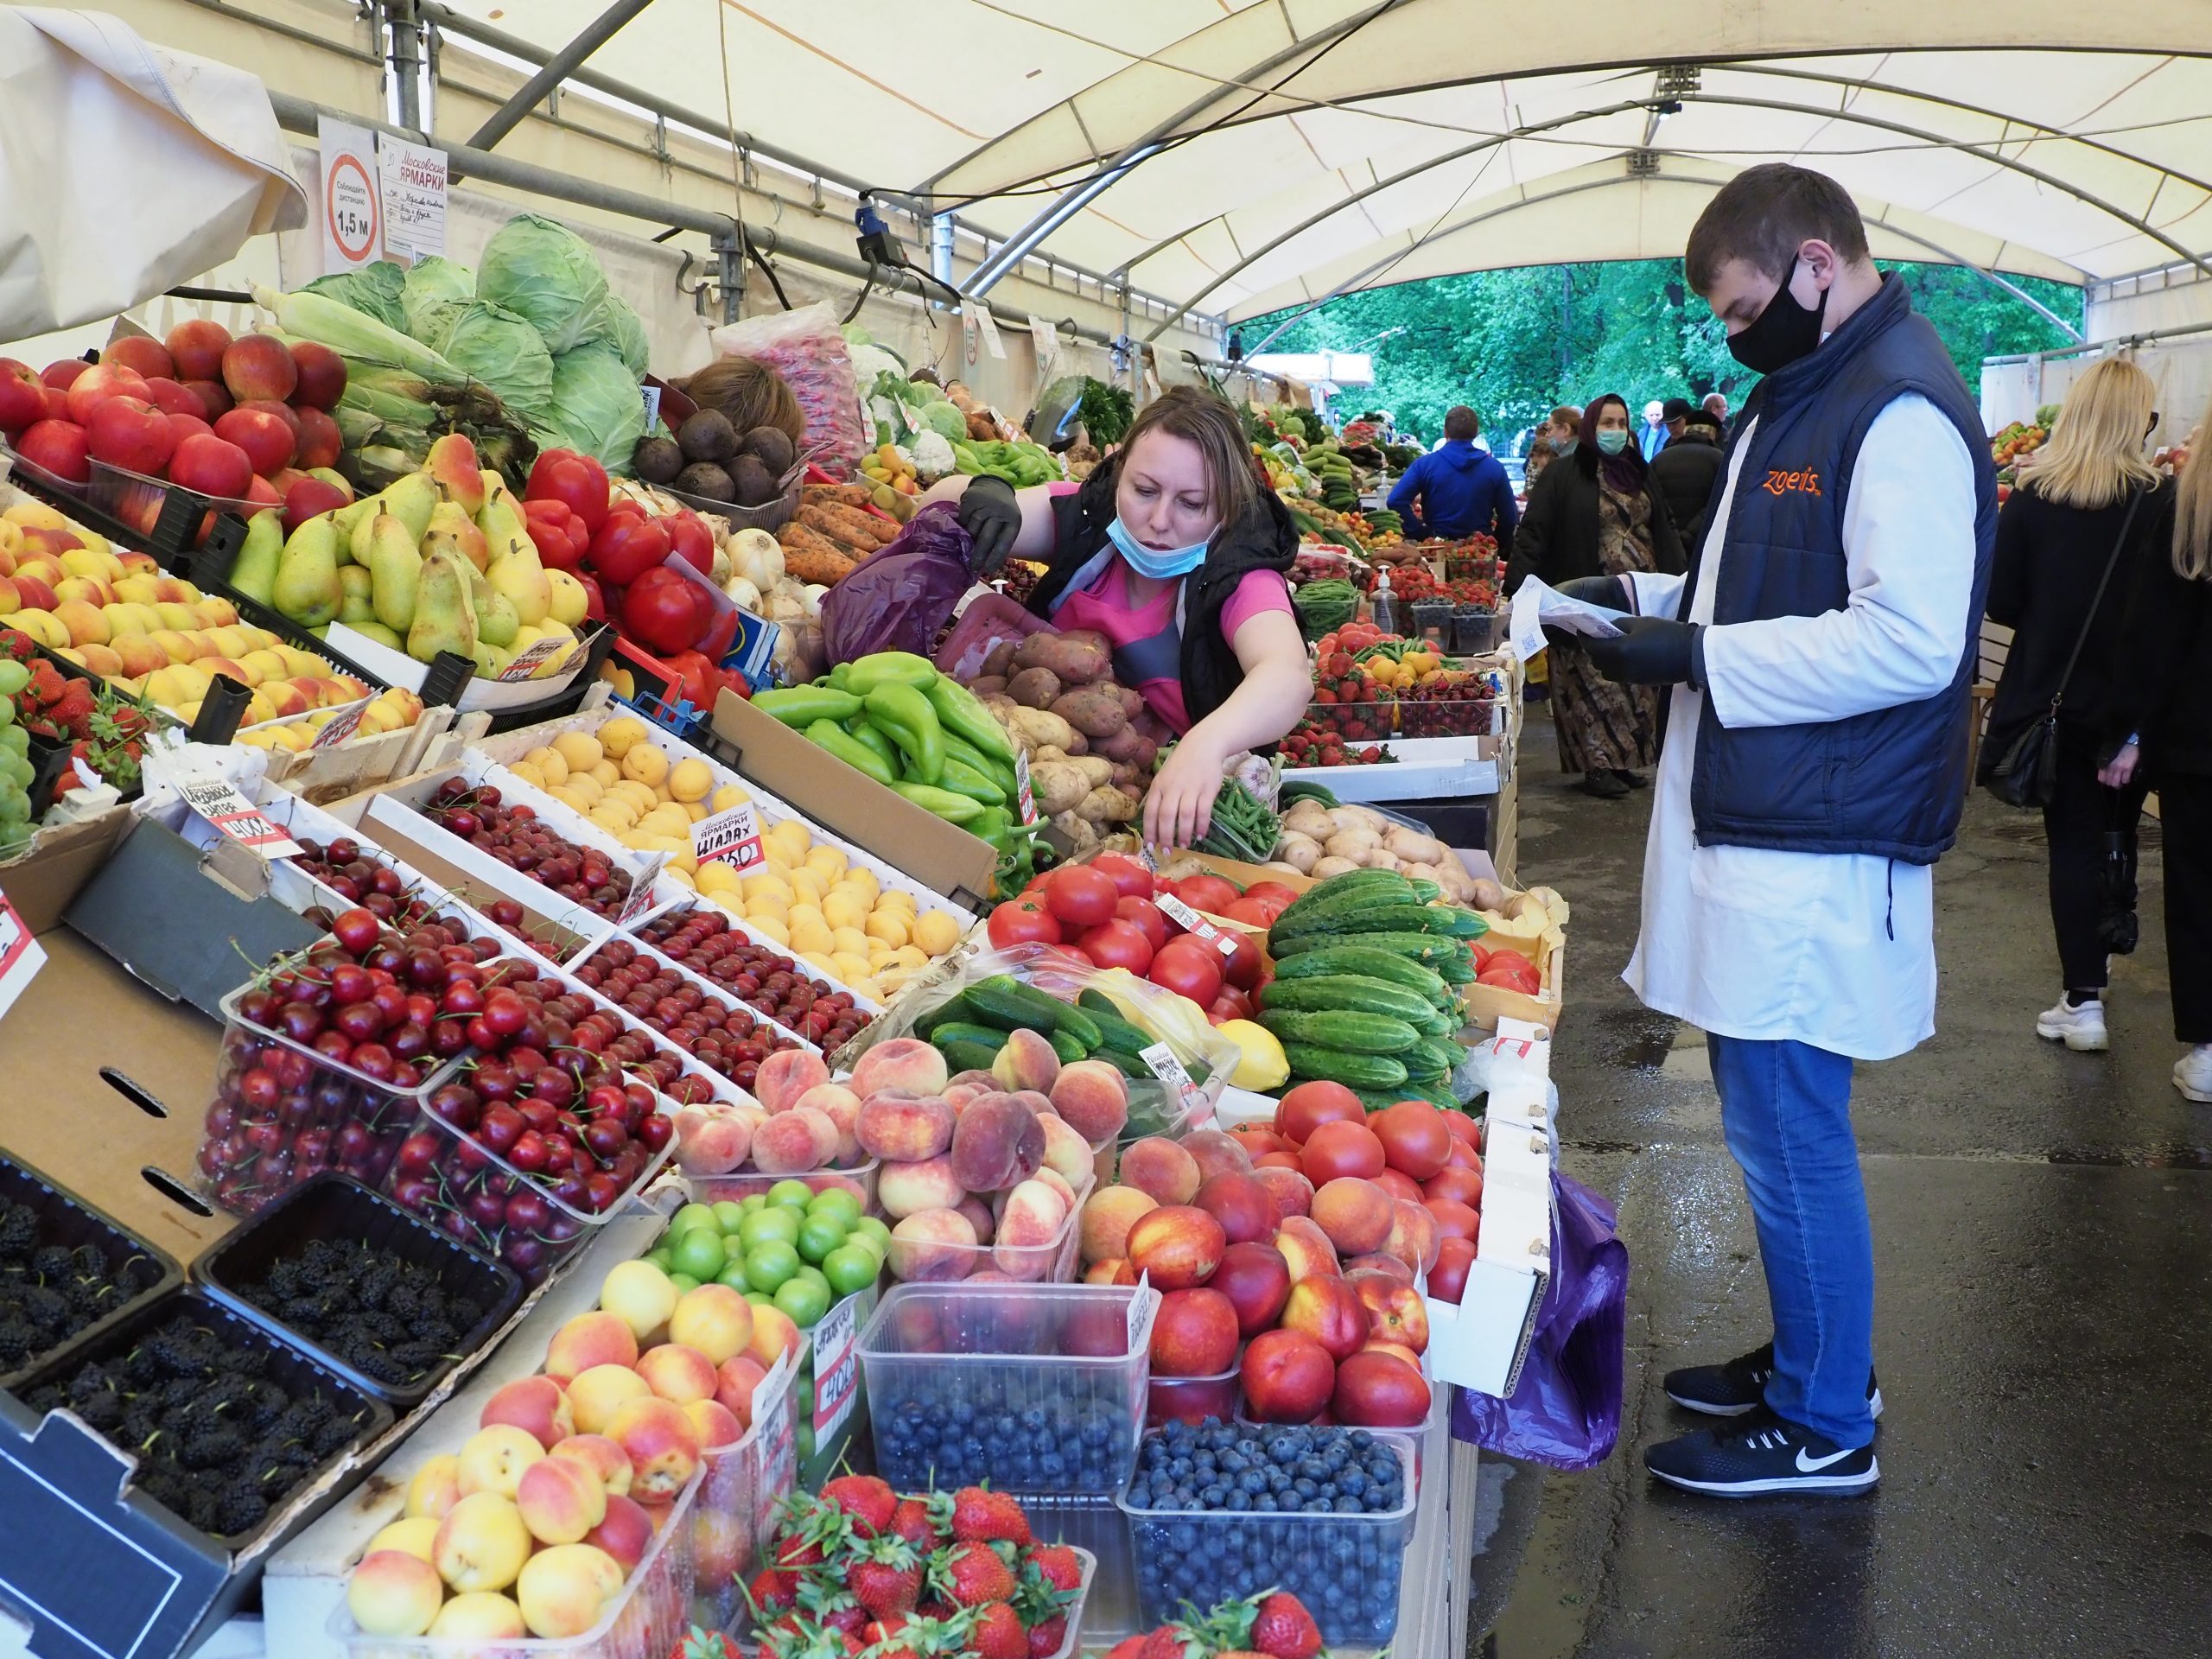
left=1552, top=164, right=1996, bottom=1496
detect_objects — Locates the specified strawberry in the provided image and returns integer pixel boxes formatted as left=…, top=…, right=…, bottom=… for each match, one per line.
left=1025, top=1616, right=1066, bottom=1658
left=1017, top=1545, right=1081, bottom=1596
left=1250, top=1592, right=1321, bottom=1659
left=932, top=1542, right=1015, bottom=1609
left=821, top=1473, right=899, bottom=1538
left=861, top=1617, right=911, bottom=1648
left=968, top=1603, right=1027, bottom=1659
left=796, top=1575, right=867, bottom=1639
left=849, top=1535, right=925, bottom=1619
left=892, top=1493, right=954, bottom=1552
left=950, top=1487, right=1031, bottom=1548
left=1138, top=1625, right=1201, bottom=1659
left=746, top=1568, right=798, bottom=1618
left=1106, top=1638, right=1148, bottom=1659
left=672, top=1630, right=743, bottom=1659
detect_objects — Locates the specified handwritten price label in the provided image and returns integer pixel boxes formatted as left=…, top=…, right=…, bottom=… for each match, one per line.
left=1014, top=750, right=1038, bottom=825
left=615, top=853, right=667, bottom=923
left=176, top=773, right=302, bottom=859
left=497, top=636, right=575, bottom=682
left=1154, top=892, right=1242, bottom=962
left=811, top=1292, right=861, bottom=1437
left=310, top=703, right=366, bottom=749
left=692, top=802, right=763, bottom=869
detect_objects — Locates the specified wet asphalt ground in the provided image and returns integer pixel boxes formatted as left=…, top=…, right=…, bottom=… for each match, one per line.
left=1465, top=721, right=2212, bottom=1657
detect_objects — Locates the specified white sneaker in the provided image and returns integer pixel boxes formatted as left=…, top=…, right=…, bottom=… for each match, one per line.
left=2036, top=996, right=2109, bottom=1052
left=2176, top=1047, right=2212, bottom=1103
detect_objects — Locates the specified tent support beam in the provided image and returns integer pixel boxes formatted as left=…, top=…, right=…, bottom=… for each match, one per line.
left=463, top=0, right=655, bottom=156
left=1869, top=222, right=2085, bottom=341
left=963, top=0, right=1414, bottom=296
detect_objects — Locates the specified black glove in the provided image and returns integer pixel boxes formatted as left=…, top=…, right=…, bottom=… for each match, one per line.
left=1554, top=575, right=1629, bottom=612
left=957, top=474, right=1022, bottom=576
left=1580, top=615, right=1703, bottom=686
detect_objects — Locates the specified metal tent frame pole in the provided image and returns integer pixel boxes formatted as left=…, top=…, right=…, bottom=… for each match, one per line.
left=463, top=0, right=657, bottom=158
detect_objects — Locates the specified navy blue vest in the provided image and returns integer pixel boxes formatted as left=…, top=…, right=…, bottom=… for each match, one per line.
left=1679, top=275, right=1996, bottom=864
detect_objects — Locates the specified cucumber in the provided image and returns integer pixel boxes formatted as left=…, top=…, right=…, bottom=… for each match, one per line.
left=1399, top=1079, right=1464, bottom=1111
left=1429, top=906, right=1489, bottom=939
left=1046, top=1027, right=1090, bottom=1065
left=1091, top=1047, right=1153, bottom=1081
left=1273, top=870, right=1414, bottom=928
left=1073, top=991, right=1157, bottom=1057
left=928, top=1021, right=1011, bottom=1054
left=1281, top=1045, right=1408, bottom=1090
left=915, top=994, right=973, bottom=1039
left=965, top=975, right=1103, bottom=1050
left=1257, top=976, right=1438, bottom=1027
left=1272, top=905, right=1464, bottom=948
left=938, top=1039, right=1003, bottom=1075
left=1409, top=879, right=1442, bottom=903
left=1414, top=1008, right=1459, bottom=1039
left=1413, top=1037, right=1463, bottom=1077
left=1270, top=931, right=1473, bottom=976
left=1259, top=1009, right=1422, bottom=1054
left=1271, top=945, right=1454, bottom=1007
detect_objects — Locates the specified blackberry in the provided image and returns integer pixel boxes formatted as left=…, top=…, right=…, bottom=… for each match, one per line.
left=19, top=1283, right=67, bottom=1332
left=0, top=1319, right=39, bottom=1366
left=210, top=1484, right=269, bottom=1538
left=0, top=1203, right=40, bottom=1259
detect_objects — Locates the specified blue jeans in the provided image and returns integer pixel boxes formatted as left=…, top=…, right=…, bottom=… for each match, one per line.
left=1707, top=1033, right=1877, bottom=1448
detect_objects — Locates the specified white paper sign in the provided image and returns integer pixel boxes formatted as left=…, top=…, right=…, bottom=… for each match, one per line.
left=378, top=137, right=448, bottom=261
left=317, top=116, right=382, bottom=274
left=811, top=1291, right=862, bottom=1437
left=1126, top=1275, right=1157, bottom=1353
left=1013, top=749, right=1037, bottom=826
left=1029, top=317, right=1062, bottom=390
left=496, top=635, right=578, bottom=682
left=0, top=894, right=47, bottom=1024
left=1154, top=892, right=1241, bottom=961
left=310, top=702, right=366, bottom=749
left=615, top=854, right=668, bottom=922
left=1138, top=1041, right=1200, bottom=1112
left=967, top=302, right=1005, bottom=359
left=175, top=771, right=303, bottom=859
left=693, top=801, right=764, bottom=869
left=1508, top=575, right=1627, bottom=661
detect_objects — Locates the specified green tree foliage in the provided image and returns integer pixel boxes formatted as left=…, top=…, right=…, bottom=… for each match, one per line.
left=1245, top=259, right=2082, bottom=447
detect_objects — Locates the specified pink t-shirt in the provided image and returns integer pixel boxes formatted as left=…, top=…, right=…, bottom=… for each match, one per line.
left=1052, top=558, right=1293, bottom=734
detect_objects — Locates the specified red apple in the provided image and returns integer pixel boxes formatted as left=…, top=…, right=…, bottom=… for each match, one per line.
left=241, top=398, right=302, bottom=442
left=16, top=419, right=90, bottom=483
left=1211, top=1239, right=1292, bottom=1338
left=245, top=475, right=283, bottom=508
left=1331, top=1350, right=1430, bottom=1429
left=0, top=359, right=47, bottom=433
left=295, top=405, right=342, bottom=469
left=1192, top=1172, right=1280, bottom=1246
left=1239, top=1328, right=1336, bottom=1424
left=105, top=336, right=175, bottom=381
left=214, top=407, right=295, bottom=476
left=86, top=397, right=175, bottom=474
left=168, top=433, right=254, bottom=499
left=1279, top=1273, right=1370, bottom=1363
left=65, top=363, right=149, bottom=426
left=165, top=319, right=232, bottom=381
left=41, top=386, right=69, bottom=423
left=1427, top=1236, right=1476, bottom=1304
left=289, top=340, right=346, bottom=409
left=140, top=377, right=206, bottom=420
left=283, top=474, right=352, bottom=532
left=1124, top=1205, right=1226, bottom=1291
left=41, top=359, right=88, bottom=391
left=1148, top=1287, right=1240, bottom=1377
left=221, top=334, right=297, bottom=404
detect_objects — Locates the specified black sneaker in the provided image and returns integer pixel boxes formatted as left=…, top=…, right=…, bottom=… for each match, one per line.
left=1663, top=1341, right=1883, bottom=1420
left=1612, top=768, right=1649, bottom=790
left=1579, top=770, right=1630, bottom=799
left=1645, top=1408, right=1878, bottom=1497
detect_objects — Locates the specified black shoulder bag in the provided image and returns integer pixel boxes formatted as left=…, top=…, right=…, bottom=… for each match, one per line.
left=1985, top=484, right=2147, bottom=808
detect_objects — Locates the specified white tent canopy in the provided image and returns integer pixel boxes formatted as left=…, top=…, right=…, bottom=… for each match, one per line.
left=438, top=0, right=2212, bottom=330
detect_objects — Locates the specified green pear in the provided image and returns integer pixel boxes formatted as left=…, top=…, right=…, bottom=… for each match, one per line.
left=272, top=515, right=342, bottom=629
left=349, top=620, right=404, bottom=651
left=331, top=493, right=377, bottom=546
left=367, top=513, right=423, bottom=632
left=406, top=547, right=477, bottom=664
left=380, top=472, right=439, bottom=545
left=337, top=564, right=375, bottom=626
left=486, top=534, right=552, bottom=627
left=467, top=565, right=519, bottom=649
left=230, top=510, right=282, bottom=606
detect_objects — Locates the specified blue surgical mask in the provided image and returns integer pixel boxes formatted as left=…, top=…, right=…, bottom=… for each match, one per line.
left=1107, top=513, right=1209, bottom=579
left=1596, top=429, right=1630, bottom=456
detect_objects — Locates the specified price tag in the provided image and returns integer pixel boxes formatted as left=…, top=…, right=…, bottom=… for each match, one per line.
left=810, top=1291, right=862, bottom=1437
left=692, top=801, right=763, bottom=869
left=1014, top=749, right=1037, bottom=825
left=1136, top=844, right=1159, bottom=874
left=378, top=135, right=448, bottom=260
left=310, top=702, right=366, bottom=749
left=0, top=893, right=47, bottom=1024
left=497, top=635, right=576, bottom=682
left=1138, top=1041, right=1201, bottom=1112
left=639, top=384, right=663, bottom=429
left=968, top=302, right=1005, bottom=359
left=1127, top=1272, right=1157, bottom=1353
left=1154, top=891, right=1243, bottom=962
left=616, top=853, right=667, bottom=922
left=750, top=1350, right=798, bottom=1536
left=175, top=772, right=302, bottom=859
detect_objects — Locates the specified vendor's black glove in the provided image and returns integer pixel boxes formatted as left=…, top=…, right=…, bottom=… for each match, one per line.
left=1580, top=615, right=1703, bottom=687
left=957, top=474, right=1022, bottom=577
left=1554, top=575, right=1629, bottom=612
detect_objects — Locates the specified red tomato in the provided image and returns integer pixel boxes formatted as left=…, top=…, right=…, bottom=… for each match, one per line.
left=1424, top=1165, right=1484, bottom=1207
left=1115, top=896, right=1169, bottom=952
left=1045, top=866, right=1120, bottom=929
left=1150, top=937, right=1224, bottom=1006
left=1077, top=918, right=1154, bottom=974
left=1443, top=1113, right=1482, bottom=1148
left=1300, top=1118, right=1387, bottom=1184
left=1090, top=855, right=1154, bottom=899
left=1219, top=929, right=1262, bottom=991
left=1370, top=1101, right=1452, bottom=1180
left=1276, top=1080, right=1365, bottom=1143
left=987, top=899, right=1060, bottom=949
left=1176, top=874, right=1241, bottom=914
left=1219, top=895, right=1278, bottom=927
left=1465, top=943, right=1492, bottom=972
left=1373, top=1168, right=1423, bottom=1204
left=1254, top=1150, right=1304, bottom=1171
left=1207, top=985, right=1252, bottom=1023
left=1478, top=955, right=1541, bottom=994
left=1245, top=881, right=1301, bottom=906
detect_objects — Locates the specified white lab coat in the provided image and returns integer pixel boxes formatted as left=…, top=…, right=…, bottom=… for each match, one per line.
left=1622, top=397, right=1978, bottom=1061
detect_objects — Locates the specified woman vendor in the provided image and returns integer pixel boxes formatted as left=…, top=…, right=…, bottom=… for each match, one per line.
left=922, top=387, right=1312, bottom=847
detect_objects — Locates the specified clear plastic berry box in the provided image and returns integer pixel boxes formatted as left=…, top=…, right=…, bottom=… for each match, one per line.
left=1116, top=1428, right=1418, bottom=1645
left=1146, top=1364, right=1241, bottom=1427
left=199, top=979, right=459, bottom=1219
left=686, top=1347, right=801, bottom=1632
left=677, top=1158, right=879, bottom=1211
left=858, top=1281, right=1158, bottom=1496
left=328, top=1464, right=702, bottom=1659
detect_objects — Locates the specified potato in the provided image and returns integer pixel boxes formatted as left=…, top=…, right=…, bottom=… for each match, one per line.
left=1118, top=685, right=1144, bottom=720
left=1077, top=785, right=1140, bottom=823
left=1007, top=707, right=1079, bottom=753
left=1009, top=667, right=1063, bottom=709
left=1050, top=684, right=1131, bottom=739
left=1276, top=832, right=1322, bottom=874
left=1469, top=877, right=1506, bottom=912
left=969, top=675, right=1008, bottom=697
left=1013, top=629, right=1113, bottom=685
left=1093, top=722, right=1156, bottom=767
left=1385, top=827, right=1447, bottom=865
left=1323, top=829, right=1381, bottom=858
left=982, top=639, right=1020, bottom=677
left=1313, top=855, right=1363, bottom=878
left=1030, top=761, right=1093, bottom=817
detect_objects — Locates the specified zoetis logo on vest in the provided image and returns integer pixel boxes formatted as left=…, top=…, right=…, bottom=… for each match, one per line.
left=1762, top=467, right=1823, bottom=498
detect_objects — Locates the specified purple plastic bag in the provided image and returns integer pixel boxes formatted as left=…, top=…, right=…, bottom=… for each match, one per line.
left=820, top=502, right=976, bottom=666
left=1452, top=1167, right=1627, bottom=1471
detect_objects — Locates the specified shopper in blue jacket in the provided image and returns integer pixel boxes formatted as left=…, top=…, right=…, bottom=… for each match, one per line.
left=1386, top=406, right=1519, bottom=548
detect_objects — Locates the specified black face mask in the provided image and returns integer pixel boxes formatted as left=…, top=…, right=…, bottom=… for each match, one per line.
left=1727, top=260, right=1829, bottom=375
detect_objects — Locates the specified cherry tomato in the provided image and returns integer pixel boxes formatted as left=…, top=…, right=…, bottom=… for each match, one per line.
left=1149, top=936, right=1224, bottom=1006
left=1115, top=896, right=1169, bottom=952
left=1044, top=865, right=1120, bottom=929
left=987, top=899, right=1060, bottom=949
left=1175, top=874, right=1241, bottom=914
left=1077, top=918, right=1154, bottom=975
left=1091, top=855, right=1154, bottom=899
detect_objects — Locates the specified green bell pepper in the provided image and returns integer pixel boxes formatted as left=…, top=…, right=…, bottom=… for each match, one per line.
left=827, top=662, right=852, bottom=690
left=842, top=715, right=902, bottom=776
left=805, top=718, right=895, bottom=787
left=753, top=685, right=861, bottom=727
left=925, top=677, right=1018, bottom=768
left=862, top=682, right=944, bottom=785
left=935, top=755, right=1007, bottom=808
left=892, top=781, right=984, bottom=824
left=844, top=652, right=938, bottom=696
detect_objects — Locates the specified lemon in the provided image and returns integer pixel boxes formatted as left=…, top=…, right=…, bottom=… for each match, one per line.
left=669, top=758, right=714, bottom=802
left=596, top=715, right=647, bottom=759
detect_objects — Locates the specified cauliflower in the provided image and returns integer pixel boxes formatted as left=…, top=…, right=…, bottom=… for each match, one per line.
left=910, top=428, right=957, bottom=478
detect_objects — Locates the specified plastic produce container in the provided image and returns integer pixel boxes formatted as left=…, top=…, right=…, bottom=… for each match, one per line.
left=1450, top=607, right=1498, bottom=656
left=1408, top=599, right=1452, bottom=650
left=329, top=1465, right=702, bottom=1659
left=190, top=1172, right=523, bottom=1408
left=13, top=1287, right=392, bottom=1554
left=1096, top=1090, right=1196, bottom=1188
left=0, top=1152, right=181, bottom=1389
left=198, top=981, right=455, bottom=1218
left=1117, top=1430, right=1417, bottom=1644
left=687, top=1351, right=801, bottom=1632
left=1147, top=1365, right=1241, bottom=1428
left=859, top=1281, right=1157, bottom=1495
left=1394, top=692, right=1494, bottom=739
left=678, top=1159, right=879, bottom=1212
left=887, top=1176, right=1092, bottom=1286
